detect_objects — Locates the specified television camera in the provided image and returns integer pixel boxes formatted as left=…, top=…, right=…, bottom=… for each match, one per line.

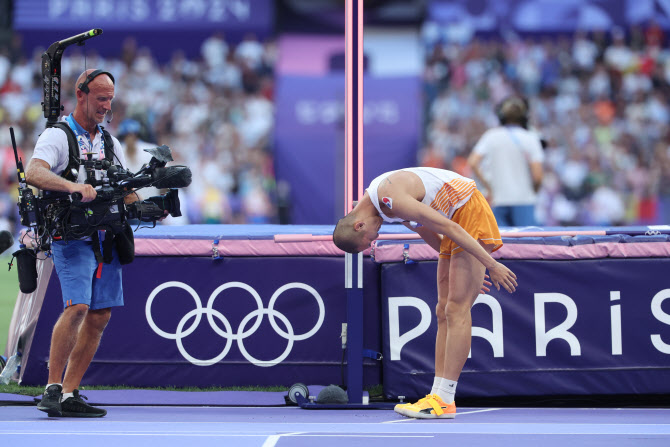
left=67, top=144, right=191, bottom=238
left=8, top=28, right=192, bottom=294
left=12, top=128, right=192, bottom=250
left=14, top=28, right=192, bottom=251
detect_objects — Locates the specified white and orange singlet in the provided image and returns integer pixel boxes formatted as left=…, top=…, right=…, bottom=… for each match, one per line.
left=367, top=167, right=502, bottom=258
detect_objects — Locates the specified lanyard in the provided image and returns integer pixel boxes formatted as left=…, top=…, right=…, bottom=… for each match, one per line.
left=65, top=114, right=104, bottom=160
left=505, top=125, right=523, bottom=148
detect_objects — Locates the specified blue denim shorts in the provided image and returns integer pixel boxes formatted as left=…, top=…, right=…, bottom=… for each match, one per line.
left=51, top=239, right=124, bottom=310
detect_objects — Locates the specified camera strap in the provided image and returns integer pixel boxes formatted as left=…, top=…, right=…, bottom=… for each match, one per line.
left=48, top=122, right=79, bottom=182
left=91, top=231, right=103, bottom=274
left=91, top=229, right=116, bottom=273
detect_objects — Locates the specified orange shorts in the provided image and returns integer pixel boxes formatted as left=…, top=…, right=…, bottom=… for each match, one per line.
left=439, top=189, right=503, bottom=259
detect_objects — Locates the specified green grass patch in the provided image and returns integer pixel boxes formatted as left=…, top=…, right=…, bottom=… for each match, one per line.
left=0, top=255, right=20, bottom=356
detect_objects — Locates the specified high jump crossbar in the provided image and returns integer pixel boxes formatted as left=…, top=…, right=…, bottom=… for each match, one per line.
left=275, top=230, right=608, bottom=243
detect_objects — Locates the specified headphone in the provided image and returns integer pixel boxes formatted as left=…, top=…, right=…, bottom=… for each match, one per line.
left=495, top=96, right=529, bottom=128
left=77, top=69, right=115, bottom=94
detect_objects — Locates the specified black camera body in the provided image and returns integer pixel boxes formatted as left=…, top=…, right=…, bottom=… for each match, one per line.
left=14, top=144, right=190, bottom=252
left=55, top=147, right=189, bottom=241
left=67, top=184, right=184, bottom=238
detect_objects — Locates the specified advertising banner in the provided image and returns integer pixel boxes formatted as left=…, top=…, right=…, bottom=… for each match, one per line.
left=14, top=0, right=274, bottom=31
left=428, top=0, right=670, bottom=32
left=13, top=0, right=274, bottom=61
left=381, top=258, right=670, bottom=399
left=20, top=256, right=383, bottom=388
left=274, top=75, right=421, bottom=224
left=429, top=0, right=670, bottom=32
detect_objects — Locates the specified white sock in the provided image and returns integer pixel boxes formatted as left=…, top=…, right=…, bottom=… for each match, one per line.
left=61, top=392, right=74, bottom=402
left=436, top=378, right=457, bottom=404
left=430, top=377, right=444, bottom=395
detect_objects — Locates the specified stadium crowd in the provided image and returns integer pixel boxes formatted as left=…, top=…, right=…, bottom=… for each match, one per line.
left=420, top=22, right=670, bottom=226
left=0, top=32, right=279, bottom=235
left=2, top=24, right=670, bottom=236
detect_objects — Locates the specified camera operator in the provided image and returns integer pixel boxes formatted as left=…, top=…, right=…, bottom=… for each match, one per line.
left=467, top=96, right=545, bottom=227
left=25, top=69, right=136, bottom=418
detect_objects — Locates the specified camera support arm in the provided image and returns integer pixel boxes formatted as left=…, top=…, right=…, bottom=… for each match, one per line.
left=41, top=29, right=103, bottom=124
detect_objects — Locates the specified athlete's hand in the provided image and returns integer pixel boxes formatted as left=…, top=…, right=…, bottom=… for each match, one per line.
left=480, top=274, right=492, bottom=294
left=488, top=262, right=517, bottom=293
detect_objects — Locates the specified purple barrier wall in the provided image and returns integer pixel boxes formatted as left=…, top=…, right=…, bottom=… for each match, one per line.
left=381, top=258, right=670, bottom=400
left=274, top=75, right=421, bottom=224
left=12, top=225, right=670, bottom=396
left=20, top=256, right=382, bottom=388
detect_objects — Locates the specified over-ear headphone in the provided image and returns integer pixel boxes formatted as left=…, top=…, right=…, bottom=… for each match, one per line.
left=78, top=69, right=115, bottom=94
left=495, top=96, right=529, bottom=128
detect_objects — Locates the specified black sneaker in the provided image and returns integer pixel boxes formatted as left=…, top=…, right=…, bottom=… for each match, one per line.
left=59, top=389, right=107, bottom=418
left=37, top=384, right=63, bottom=417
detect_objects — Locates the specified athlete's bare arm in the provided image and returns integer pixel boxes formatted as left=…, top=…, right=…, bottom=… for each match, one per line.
left=379, top=184, right=517, bottom=293
left=401, top=222, right=442, bottom=253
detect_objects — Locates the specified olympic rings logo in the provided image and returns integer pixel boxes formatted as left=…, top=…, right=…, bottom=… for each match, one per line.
left=145, top=281, right=325, bottom=367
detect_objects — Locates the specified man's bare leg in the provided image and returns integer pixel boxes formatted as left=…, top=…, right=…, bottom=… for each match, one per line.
left=46, top=304, right=89, bottom=385
left=442, top=244, right=492, bottom=381
left=434, top=256, right=451, bottom=380
left=62, top=308, right=111, bottom=393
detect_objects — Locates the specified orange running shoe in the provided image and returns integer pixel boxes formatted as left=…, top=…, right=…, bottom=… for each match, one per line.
left=393, top=395, right=431, bottom=415
left=395, top=394, right=456, bottom=419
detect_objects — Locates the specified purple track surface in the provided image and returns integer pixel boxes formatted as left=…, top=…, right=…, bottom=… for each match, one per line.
left=1, top=405, right=669, bottom=447
left=0, top=387, right=341, bottom=407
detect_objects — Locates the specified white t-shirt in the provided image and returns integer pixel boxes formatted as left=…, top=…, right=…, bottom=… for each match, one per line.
left=472, top=125, right=544, bottom=206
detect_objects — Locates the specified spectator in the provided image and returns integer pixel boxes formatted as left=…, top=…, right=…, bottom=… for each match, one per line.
left=467, top=96, right=545, bottom=227
left=420, top=25, right=670, bottom=227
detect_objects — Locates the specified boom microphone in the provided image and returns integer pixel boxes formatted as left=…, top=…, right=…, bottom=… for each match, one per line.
left=152, top=166, right=192, bottom=189
left=57, top=29, right=103, bottom=48
left=0, top=230, right=14, bottom=255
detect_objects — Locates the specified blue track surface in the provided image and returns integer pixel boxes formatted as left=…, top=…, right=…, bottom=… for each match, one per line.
left=2, top=406, right=669, bottom=446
